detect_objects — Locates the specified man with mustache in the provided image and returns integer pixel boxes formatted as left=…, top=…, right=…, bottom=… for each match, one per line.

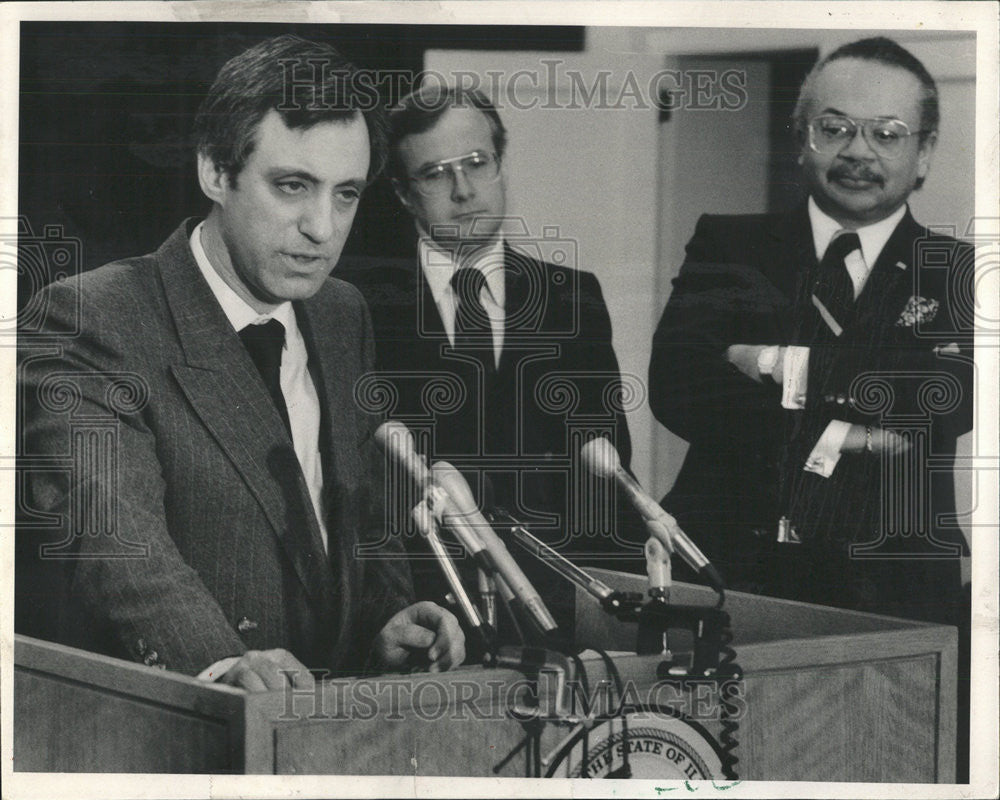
left=17, top=36, right=465, bottom=691
left=650, top=38, right=974, bottom=777
left=649, top=37, right=973, bottom=624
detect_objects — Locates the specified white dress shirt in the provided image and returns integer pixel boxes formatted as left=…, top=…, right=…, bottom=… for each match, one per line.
left=418, top=234, right=506, bottom=369
left=808, top=197, right=905, bottom=297
left=190, top=223, right=327, bottom=549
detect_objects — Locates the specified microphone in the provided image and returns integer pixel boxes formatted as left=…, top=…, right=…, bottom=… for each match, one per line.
left=375, top=420, right=433, bottom=487
left=431, top=461, right=558, bottom=634
left=424, top=484, right=517, bottom=608
left=374, top=422, right=516, bottom=608
left=580, top=437, right=725, bottom=595
left=411, top=498, right=495, bottom=659
left=489, top=507, right=616, bottom=604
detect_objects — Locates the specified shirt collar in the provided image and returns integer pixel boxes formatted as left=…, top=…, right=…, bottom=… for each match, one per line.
left=417, top=232, right=506, bottom=310
left=808, top=196, right=907, bottom=267
left=190, top=221, right=296, bottom=334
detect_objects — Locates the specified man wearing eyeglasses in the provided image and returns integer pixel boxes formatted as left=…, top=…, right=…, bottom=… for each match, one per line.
left=649, top=37, right=973, bottom=629
left=342, top=85, right=638, bottom=634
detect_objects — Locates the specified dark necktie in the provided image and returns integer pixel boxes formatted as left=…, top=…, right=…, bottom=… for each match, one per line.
left=811, top=230, right=861, bottom=337
left=239, top=319, right=292, bottom=436
left=451, top=266, right=496, bottom=373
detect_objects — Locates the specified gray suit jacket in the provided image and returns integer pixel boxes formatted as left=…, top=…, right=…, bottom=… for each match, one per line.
left=17, top=220, right=412, bottom=676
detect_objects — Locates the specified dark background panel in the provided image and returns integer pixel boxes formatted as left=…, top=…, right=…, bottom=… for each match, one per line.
left=766, top=48, right=819, bottom=212
left=17, top=21, right=584, bottom=307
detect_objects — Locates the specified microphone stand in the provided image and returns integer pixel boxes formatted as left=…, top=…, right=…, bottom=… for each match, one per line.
left=423, top=485, right=530, bottom=649
left=643, top=533, right=672, bottom=658
left=411, top=499, right=497, bottom=665
left=477, top=569, right=498, bottom=629
left=487, top=508, right=745, bottom=782
left=488, top=508, right=733, bottom=677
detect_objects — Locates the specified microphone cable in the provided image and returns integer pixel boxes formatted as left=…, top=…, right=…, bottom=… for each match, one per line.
left=717, top=622, right=742, bottom=780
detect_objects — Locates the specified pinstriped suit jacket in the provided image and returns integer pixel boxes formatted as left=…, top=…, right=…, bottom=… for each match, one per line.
left=17, top=220, right=413, bottom=675
left=648, top=205, right=973, bottom=622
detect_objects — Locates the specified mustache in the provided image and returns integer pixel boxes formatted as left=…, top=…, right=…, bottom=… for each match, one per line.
left=828, top=163, right=884, bottom=185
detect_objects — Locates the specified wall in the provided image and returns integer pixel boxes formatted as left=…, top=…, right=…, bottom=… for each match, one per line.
left=428, top=29, right=664, bottom=490
left=653, top=56, right=773, bottom=497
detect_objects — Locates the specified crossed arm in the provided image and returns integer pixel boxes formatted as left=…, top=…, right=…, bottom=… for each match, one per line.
left=650, top=214, right=972, bottom=475
left=724, top=343, right=911, bottom=458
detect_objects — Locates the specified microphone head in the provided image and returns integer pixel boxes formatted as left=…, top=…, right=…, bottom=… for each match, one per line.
left=374, top=420, right=415, bottom=455
left=430, top=461, right=479, bottom=510
left=579, top=437, right=621, bottom=479
left=375, top=420, right=430, bottom=485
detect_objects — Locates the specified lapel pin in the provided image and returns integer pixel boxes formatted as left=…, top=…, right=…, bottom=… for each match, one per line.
left=237, top=616, right=259, bottom=633
left=895, top=261, right=908, bottom=271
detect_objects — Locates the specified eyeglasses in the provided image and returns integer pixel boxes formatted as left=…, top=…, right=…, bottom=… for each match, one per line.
left=807, top=114, right=923, bottom=160
left=404, top=151, right=502, bottom=197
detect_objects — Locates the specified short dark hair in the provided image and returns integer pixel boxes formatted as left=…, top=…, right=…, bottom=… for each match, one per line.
left=194, top=35, right=387, bottom=183
left=793, top=36, right=940, bottom=144
left=387, top=84, right=507, bottom=179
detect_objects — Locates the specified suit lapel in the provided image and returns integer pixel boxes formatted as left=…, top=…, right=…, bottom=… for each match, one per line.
left=769, top=205, right=821, bottom=343
left=403, top=254, right=450, bottom=370
left=158, top=221, right=334, bottom=607
left=294, top=307, right=336, bottom=524
left=499, top=243, right=550, bottom=371
left=417, top=263, right=448, bottom=340
left=296, top=295, right=368, bottom=526
left=852, top=209, right=923, bottom=327
left=295, top=297, right=363, bottom=617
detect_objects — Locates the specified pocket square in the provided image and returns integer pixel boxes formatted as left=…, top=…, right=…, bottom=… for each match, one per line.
left=896, top=295, right=939, bottom=327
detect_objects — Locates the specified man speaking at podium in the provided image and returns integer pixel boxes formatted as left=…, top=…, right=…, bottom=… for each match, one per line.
left=16, top=36, right=464, bottom=691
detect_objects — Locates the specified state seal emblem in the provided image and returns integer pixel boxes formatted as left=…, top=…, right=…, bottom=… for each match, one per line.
left=553, top=710, right=725, bottom=779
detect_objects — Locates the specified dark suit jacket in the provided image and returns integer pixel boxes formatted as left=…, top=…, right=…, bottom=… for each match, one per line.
left=648, top=205, right=973, bottom=623
left=16, top=220, right=413, bottom=676
left=340, top=244, right=642, bottom=624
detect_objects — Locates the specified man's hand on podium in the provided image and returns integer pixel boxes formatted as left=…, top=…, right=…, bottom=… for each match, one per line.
left=373, top=601, right=466, bottom=673
left=218, top=649, right=315, bottom=692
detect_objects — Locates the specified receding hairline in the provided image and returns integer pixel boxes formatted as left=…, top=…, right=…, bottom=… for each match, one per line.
left=794, top=56, right=931, bottom=131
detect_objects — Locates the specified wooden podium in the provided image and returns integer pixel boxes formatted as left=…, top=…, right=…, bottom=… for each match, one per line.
left=14, top=571, right=956, bottom=781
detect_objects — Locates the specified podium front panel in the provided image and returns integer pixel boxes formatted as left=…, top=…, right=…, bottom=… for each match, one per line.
left=14, top=566, right=957, bottom=782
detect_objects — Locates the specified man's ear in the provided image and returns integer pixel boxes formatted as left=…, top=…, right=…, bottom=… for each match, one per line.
left=794, top=126, right=808, bottom=166
left=197, top=151, right=229, bottom=204
left=916, top=131, right=937, bottom=182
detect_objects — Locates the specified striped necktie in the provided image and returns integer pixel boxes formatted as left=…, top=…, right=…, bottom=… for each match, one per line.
left=811, top=230, right=861, bottom=337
